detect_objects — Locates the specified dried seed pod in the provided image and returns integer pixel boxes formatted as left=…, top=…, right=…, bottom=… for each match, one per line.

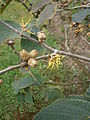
left=87, top=32, right=90, bottom=37
left=37, top=31, right=46, bottom=43
left=70, top=22, right=76, bottom=27
left=28, top=58, right=37, bottom=67
left=61, top=0, right=67, bottom=4
left=88, top=24, right=90, bottom=28
left=67, top=0, right=72, bottom=3
left=0, top=79, right=3, bottom=85
left=28, top=49, right=38, bottom=58
left=19, top=49, right=29, bottom=61
left=63, top=3, right=69, bottom=7
left=7, top=39, right=15, bottom=46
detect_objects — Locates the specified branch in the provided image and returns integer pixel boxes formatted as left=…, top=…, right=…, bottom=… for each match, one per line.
left=0, top=64, right=23, bottom=75
left=80, top=36, right=90, bottom=46
left=64, top=24, right=70, bottom=52
left=43, top=43, right=90, bottom=62
left=36, top=54, right=49, bottom=60
left=44, top=80, right=90, bottom=86
left=67, top=3, right=90, bottom=10
left=56, top=3, right=90, bottom=12
left=0, top=20, right=90, bottom=62
left=0, top=20, right=38, bottom=43
left=10, top=45, right=20, bottom=57
left=0, top=54, right=49, bottom=75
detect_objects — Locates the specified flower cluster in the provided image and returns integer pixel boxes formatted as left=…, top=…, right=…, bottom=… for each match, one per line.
left=70, top=22, right=83, bottom=35
left=74, top=24, right=83, bottom=34
left=47, top=54, right=65, bottom=70
left=20, top=19, right=31, bottom=33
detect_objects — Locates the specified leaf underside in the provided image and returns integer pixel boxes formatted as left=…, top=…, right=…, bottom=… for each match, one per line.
left=34, top=98, right=90, bottom=120
left=31, top=0, right=51, bottom=13
left=36, top=3, right=56, bottom=26
left=72, top=8, right=90, bottom=22
left=0, top=20, right=21, bottom=41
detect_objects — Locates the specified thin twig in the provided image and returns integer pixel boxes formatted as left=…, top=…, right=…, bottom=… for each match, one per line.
left=0, top=20, right=38, bottom=43
left=10, top=45, right=20, bottom=57
left=0, top=54, right=49, bottom=75
left=64, top=24, right=70, bottom=52
left=80, top=36, right=90, bottom=46
left=7, top=39, right=20, bottom=56
left=28, top=70, right=40, bottom=85
left=43, top=43, right=90, bottom=62
left=0, top=64, right=23, bottom=75
left=36, top=54, right=49, bottom=60
left=67, top=3, right=90, bottom=10
left=0, top=20, right=90, bottom=62
left=44, top=80, right=90, bottom=86
left=56, top=3, right=90, bottom=12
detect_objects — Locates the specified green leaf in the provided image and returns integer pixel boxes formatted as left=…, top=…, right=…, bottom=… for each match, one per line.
left=17, top=93, right=25, bottom=103
left=12, top=71, right=43, bottom=93
left=45, top=87, right=62, bottom=102
left=12, top=77, right=35, bottom=93
left=34, top=98, right=90, bottom=120
left=0, top=20, right=21, bottom=41
left=30, top=69, right=43, bottom=84
left=16, top=89, right=34, bottom=104
left=21, top=36, right=46, bottom=56
left=25, top=91, right=34, bottom=104
left=85, top=86, right=90, bottom=101
left=31, top=0, right=51, bottom=13
left=36, top=3, right=56, bottom=26
left=72, top=8, right=90, bottom=22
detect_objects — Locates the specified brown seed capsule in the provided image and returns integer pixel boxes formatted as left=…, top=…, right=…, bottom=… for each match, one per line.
left=28, top=58, right=37, bottom=67
left=37, top=31, right=46, bottom=43
left=0, top=79, right=3, bottom=85
left=70, top=22, right=76, bottom=27
left=7, top=39, right=15, bottom=46
left=28, top=49, right=38, bottom=58
left=63, top=3, right=69, bottom=7
left=19, top=49, right=29, bottom=61
left=67, top=0, right=72, bottom=3
left=88, top=24, right=90, bottom=28
left=87, top=32, right=90, bottom=37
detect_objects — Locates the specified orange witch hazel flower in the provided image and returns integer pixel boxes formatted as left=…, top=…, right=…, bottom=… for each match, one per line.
left=47, top=53, right=65, bottom=70
left=20, top=19, right=31, bottom=33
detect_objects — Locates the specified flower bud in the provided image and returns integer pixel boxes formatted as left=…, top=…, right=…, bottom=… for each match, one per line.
left=87, top=32, right=90, bottom=37
left=7, top=39, right=15, bottom=46
left=37, top=31, right=46, bottom=43
left=28, top=49, right=38, bottom=58
left=28, top=58, right=37, bottom=67
left=19, top=49, right=29, bottom=61
left=0, top=79, right=3, bottom=85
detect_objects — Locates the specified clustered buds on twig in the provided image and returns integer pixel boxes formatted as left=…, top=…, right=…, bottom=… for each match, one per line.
left=28, top=58, right=37, bottom=67
left=37, top=31, right=46, bottom=43
left=19, top=49, right=38, bottom=67
left=28, top=49, right=38, bottom=58
left=19, top=49, right=29, bottom=61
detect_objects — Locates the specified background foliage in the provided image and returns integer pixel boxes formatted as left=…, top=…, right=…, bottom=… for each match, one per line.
left=0, top=0, right=90, bottom=120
